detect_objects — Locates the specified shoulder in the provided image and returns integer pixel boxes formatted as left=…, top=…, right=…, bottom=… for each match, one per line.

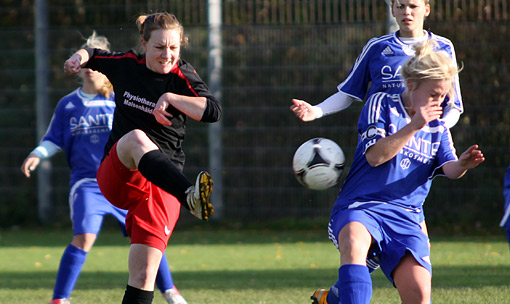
left=429, top=32, right=455, bottom=51
left=175, top=59, right=198, bottom=74
left=171, top=59, right=203, bottom=81
left=366, top=91, right=392, bottom=105
left=357, top=33, right=396, bottom=60
left=363, top=92, right=392, bottom=118
left=364, top=33, right=395, bottom=50
left=56, top=88, right=81, bottom=109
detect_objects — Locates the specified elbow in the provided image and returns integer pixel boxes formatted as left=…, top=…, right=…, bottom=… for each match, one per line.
left=365, top=154, right=384, bottom=167
left=201, top=99, right=222, bottom=123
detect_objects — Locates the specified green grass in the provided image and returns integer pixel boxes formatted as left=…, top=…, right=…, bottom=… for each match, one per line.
left=0, top=227, right=509, bottom=303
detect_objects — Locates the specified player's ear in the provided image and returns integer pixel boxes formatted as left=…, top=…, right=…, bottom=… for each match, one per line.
left=141, top=38, right=148, bottom=52
left=406, top=79, right=415, bottom=91
left=424, top=2, right=431, bottom=17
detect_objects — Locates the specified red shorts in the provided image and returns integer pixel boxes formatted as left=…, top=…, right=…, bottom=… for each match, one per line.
left=97, top=142, right=180, bottom=252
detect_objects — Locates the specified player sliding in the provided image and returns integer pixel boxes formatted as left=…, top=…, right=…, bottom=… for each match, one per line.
left=311, top=40, right=484, bottom=304
left=292, top=0, right=461, bottom=275
left=64, top=12, right=222, bottom=304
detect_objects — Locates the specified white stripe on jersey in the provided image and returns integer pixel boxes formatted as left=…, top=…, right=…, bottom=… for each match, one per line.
left=367, top=92, right=386, bottom=124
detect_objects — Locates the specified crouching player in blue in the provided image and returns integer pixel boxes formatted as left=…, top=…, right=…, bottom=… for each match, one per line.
left=311, top=40, right=485, bottom=304
left=501, top=165, right=510, bottom=250
left=21, top=32, right=187, bottom=304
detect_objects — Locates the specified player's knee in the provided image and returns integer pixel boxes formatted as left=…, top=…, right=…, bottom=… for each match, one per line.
left=399, top=284, right=431, bottom=304
left=394, top=255, right=431, bottom=304
left=338, top=223, right=371, bottom=263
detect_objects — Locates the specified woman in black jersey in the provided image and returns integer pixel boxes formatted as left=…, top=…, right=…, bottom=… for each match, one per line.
left=64, top=12, right=221, bottom=304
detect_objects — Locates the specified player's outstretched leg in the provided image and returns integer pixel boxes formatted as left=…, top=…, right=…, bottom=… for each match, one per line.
left=185, top=171, right=214, bottom=221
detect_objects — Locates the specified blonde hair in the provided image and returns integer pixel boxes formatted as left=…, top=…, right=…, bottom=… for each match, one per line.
left=81, top=31, right=113, bottom=98
left=136, top=12, right=188, bottom=47
left=401, top=40, right=459, bottom=98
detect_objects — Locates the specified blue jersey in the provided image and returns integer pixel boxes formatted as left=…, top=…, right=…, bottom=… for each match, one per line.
left=42, top=88, right=115, bottom=186
left=338, top=31, right=463, bottom=113
left=332, top=92, right=458, bottom=212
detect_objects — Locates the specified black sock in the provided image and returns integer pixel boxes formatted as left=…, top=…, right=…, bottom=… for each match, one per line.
left=122, top=285, right=154, bottom=304
left=138, top=150, right=192, bottom=208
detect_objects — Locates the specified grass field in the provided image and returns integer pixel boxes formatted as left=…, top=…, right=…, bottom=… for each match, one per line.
left=0, top=225, right=509, bottom=304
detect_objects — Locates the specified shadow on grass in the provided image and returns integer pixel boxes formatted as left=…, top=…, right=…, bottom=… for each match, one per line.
left=0, top=265, right=509, bottom=291
left=0, top=228, right=328, bottom=247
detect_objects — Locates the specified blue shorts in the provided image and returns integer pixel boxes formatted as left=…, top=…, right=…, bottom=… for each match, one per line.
left=70, top=178, right=128, bottom=236
left=328, top=202, right=431, bottom=285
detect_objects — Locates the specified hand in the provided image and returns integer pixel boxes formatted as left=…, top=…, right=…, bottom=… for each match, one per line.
left=410, top=103, right=443, bottom=130
left=20, top=154, right=41, bottom=178
left=153, top=93, right=175, bottom=126
left=63, top=54, right=82, bottom=75
left=458, top=144, right=485, bottom=170
left=290, top=99, right=316, bottom=122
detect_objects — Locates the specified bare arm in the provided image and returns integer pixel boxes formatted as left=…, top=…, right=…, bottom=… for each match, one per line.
left=442, top=144, right=485, bottom=179
left=153, top=92, right=208, bottom=125
left=63, top=48, right=91, bottom=75
left=366, top=102, right=443, bottom=167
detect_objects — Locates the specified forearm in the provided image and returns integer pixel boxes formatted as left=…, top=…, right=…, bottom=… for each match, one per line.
left=442, top=161, right=467, bottom=179
left=72, top=48, right=91, bottom=66
left=365, top=124, right=418, bottom=167
left=165, top=93, right=208, bottom=121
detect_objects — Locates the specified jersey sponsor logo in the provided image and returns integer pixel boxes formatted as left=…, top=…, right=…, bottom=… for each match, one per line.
left=90, top=134, right=100, bottom=144
left=388, top=123, right=442, bottom=165
left=164, top=225, right=171, bottom=236
left=70, top=114, right=114, bottom=136
left=381, top=65, right=406, bottom=90
left=400, top=158, right=411, bottom=170
left=123, top=91, right=156, bottom=114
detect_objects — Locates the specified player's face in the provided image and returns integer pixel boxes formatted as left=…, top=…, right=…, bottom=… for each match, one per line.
left=80, top=68, right=107, bottom=87
left=143, top=28, right=181, bottom=74
left=409, top=78, right=451, bottom=110
left=392, top=0, right=430, bottom=38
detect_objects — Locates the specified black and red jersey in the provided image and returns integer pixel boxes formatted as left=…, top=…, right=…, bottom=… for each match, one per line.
left=85, top=49, right=221, bottom=168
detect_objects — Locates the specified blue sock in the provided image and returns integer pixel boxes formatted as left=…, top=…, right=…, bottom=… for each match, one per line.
left=337, top=264, right=372, bottom=304
left=53, top=244, right=87, bottom=299
left=155, top=254, right=174, bottom=293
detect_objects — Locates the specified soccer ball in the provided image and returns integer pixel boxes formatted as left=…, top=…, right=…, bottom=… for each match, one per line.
left=292, top=137, right=345, bottom=190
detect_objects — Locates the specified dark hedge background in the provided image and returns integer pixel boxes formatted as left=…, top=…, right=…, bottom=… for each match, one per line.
left=0, top=0, right=508, bottom=234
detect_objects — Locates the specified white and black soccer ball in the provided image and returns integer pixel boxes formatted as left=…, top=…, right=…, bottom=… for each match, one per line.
left=292, top=137, right=345, bottom=190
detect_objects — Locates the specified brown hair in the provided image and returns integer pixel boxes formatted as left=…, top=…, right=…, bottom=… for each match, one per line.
left=136, top=12, right=188, bottom=46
